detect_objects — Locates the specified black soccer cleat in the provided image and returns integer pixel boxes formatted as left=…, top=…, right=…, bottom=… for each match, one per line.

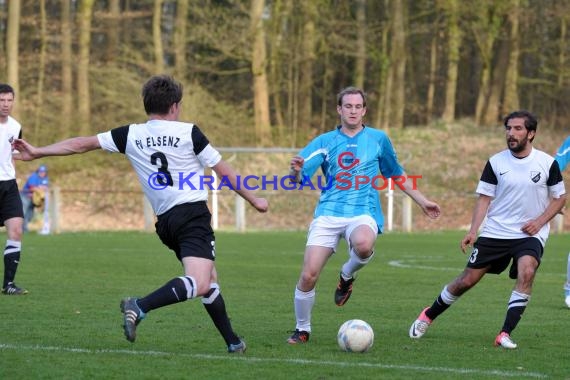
left=228, top=339, right=247, bottom=353
left=1, top=282, right=28, bottom=295
left=287, top=329, right=310, bottom=344
left=334, top=273, right=354, bottom=306
left=120, top=297, right=145, bottom=342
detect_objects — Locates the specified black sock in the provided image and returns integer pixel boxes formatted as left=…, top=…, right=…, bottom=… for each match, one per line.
left=137, top=276, right=196, bottom=313
left=501, top=291, right=529, bottom=334
left=426, top=295, right=451, bottom=320
left=3, top=249, right=21, bottom=288
left=202, top=284, right=240, bottom=346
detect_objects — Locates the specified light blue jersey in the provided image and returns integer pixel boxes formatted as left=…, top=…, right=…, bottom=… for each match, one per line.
left=555, top=136, right=570, bottom=171
left=299, top=126, right=404, bottom=233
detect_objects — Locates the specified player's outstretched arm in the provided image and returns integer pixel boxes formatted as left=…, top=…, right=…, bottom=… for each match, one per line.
left=13, top=136, right=101, bottom=161
left=212, top=160, right=269, bottom=213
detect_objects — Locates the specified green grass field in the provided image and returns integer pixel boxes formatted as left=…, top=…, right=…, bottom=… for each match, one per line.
left=1, top=231, right=569, bottom=379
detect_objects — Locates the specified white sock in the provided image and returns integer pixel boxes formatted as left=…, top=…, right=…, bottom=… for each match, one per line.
left=341, top=249, right=374, bottom=279
left=294, top=287, right=315, bottom=332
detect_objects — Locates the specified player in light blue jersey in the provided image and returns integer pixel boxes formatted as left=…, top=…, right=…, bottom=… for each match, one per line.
left=286, top=87, right=441, bottom=344
left=556, top=136, right=570, bottom=308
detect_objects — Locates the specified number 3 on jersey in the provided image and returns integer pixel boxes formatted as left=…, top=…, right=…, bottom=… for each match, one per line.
left=151, top=152, right=174, bottom=186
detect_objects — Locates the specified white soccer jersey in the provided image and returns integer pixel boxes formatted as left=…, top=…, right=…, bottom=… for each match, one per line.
left=476, top=147, right=566, bottom=246
left=97, top=120, right=221, bottom=215
left=0, top=116, right=22, bottom=181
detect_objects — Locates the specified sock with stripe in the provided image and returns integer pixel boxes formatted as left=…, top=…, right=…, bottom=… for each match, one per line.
left=202, top=283, right=240, bottom=345
left=3, top=240, right=22, bottom=288
left=137, top=275, right=196, bottom=313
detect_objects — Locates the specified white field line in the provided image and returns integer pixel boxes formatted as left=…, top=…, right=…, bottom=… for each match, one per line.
left=0, top=343, right=547, bottom=378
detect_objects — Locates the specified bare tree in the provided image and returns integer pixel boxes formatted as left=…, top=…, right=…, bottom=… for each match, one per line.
left=502, top=0, right=520, bottom=112
left=441, top=0, right=461, bottom=123
left=153, top=0, right=164, bottom=73
left=354, top=0, right=367, bottom=89
left=250, top=0, right=272, bottom=146
left=77, top=0, right=95, bottom=134
left=61, top=0, right=73, bottom=137
left=174, top=0, right=189, bottom=80
left=33, top=0, right=48, bottom=142
left=384, top=0, right=406, bottom=129
left=6, top=0, right=20, bottom=113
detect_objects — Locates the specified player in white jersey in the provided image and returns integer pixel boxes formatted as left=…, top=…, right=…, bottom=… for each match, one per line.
left=0, top=84, right=27, bottom=295
left=286, top=87, right=441, bottom=344
left=554, top=135, right=570, bottom=307
left=13, top=75, right=268, bottom=353
left=409, top=110, right=566, bottom=349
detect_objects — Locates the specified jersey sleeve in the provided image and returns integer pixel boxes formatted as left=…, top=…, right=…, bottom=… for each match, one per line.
left=548, top=160, right=566, bottom=198
left=299, top=137, right=326, bottom=178
left=192, top=126, right=221, bottom=168
left=378, top=134, right=404, bottom=178
left=475, top=160, right=497, bottom=196
left=97, top=125, right=130, bottom=153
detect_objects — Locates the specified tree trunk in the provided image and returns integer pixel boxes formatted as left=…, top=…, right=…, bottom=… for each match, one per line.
left=354, top=0, right=367, bottom=89
left=105, top=0, right=121, bottom=63
left=425, top=32, right=438, bottom=125
left=33, top=0, right=47, bottom=143
left=441, top=0, right=461, bottom=123
left=297, top=1, right=317, bottom=144
left=482, top=37, right=509, bottom=126
left=153, top=0, right=164, bottom=73
left=555, top=15, right=567, bottom=126
left=6, top=0, right=20, bottom=113
left=376, top=10, right=391, bottom=130
left=174, top=0, right=188, bottom=80
left=388, top=0, right=406, bottom=129
left=250, top=0, right=272, bottom=146
left=61, top=0, right=73, bottom=137
left=469, top=1, right=506, bottom=125
left=502, top=0, right=520, bottom=113
left=77, top=0, right=94, bottom=135
left=268, top=0, right=290, bottom=143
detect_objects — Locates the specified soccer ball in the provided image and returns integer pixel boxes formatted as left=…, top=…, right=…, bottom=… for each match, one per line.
left=337, top=319, right=374, bottom=352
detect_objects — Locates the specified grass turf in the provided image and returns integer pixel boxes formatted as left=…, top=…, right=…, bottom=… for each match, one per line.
left=0, top=231, right=568, bottom=379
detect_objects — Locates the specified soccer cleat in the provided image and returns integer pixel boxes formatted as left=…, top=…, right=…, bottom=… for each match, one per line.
left=1, top=283, right=28, bottom=295
left=287, top=329, right=310, bottom=344
left=494, top=331, right=517, bottom=349
left=409, top=307, right=432, bottom=339
left=565, top=289, right=570, bottom=308
left=334, top=273, right=354, bottom=306
left=120, top=297, right=145, bottom=343
left=227, top=339, right=247, bottom=354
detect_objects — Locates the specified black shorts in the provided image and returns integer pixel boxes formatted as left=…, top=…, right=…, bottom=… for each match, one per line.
left=155, top=201, right=215, bottom=261
left=466, top=237, right=543, bottom=279
left=0, top=179, right=24, bottom=225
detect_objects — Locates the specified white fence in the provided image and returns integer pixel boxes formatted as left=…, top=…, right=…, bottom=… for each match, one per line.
left=37, top=147, right=566, bottom=234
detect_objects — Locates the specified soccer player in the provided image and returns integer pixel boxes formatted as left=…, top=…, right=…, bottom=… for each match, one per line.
left=286, top=86, right=441, bottom=344
left=0, top=84, right=27, bottom=295
left=555, top=135, right=570, bottom=308
left=13, top=75, right=268, bottom=353
left=409, top=110, right=566, bottom=349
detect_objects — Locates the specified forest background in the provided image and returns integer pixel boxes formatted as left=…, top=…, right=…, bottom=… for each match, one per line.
left=0, top=0, right=569, bottom=231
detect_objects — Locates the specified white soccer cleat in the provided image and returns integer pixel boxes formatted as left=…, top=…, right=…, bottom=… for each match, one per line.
left=409, top=307, right=432, bottom=339
left=565, top=290, right=570, bottom=308
left=494, top=332, right=517, bottom=349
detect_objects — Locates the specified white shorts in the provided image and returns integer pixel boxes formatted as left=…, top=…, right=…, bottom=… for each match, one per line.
left=306, top=215, right=378, bottom=251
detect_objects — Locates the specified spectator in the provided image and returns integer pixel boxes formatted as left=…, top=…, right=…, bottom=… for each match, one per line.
left=20, top=164, right=49, bottom=232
